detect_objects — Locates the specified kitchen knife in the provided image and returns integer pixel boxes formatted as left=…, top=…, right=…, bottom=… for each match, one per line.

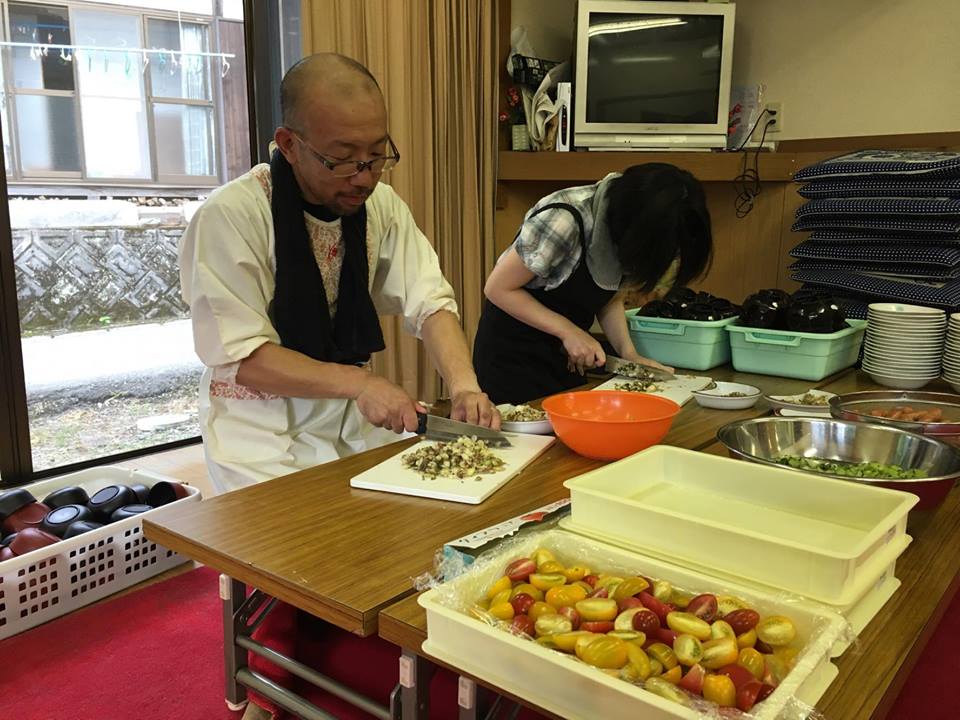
left=604, top=355, right=676, bottom=382
left=415, top=412, right=513, bottom=447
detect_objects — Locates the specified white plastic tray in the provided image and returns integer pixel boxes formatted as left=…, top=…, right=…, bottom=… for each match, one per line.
left=0, top=466, right=200, bottom=640
left=562, top=445, right=917, bottom=605
left=558, top=516, right=910, bottom=658
left=420, top=529, right=847, bottom=720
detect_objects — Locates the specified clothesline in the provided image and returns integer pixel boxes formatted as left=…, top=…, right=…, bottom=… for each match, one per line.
left=0, top=41, right=234, bottom=59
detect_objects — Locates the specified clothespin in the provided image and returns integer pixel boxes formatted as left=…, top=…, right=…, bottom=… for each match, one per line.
left=220, top=55, right=230, bottom=78
left=141, top=49, right=150, bottom=73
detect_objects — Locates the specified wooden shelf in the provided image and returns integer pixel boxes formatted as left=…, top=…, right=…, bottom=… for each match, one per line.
left=498, top=150, right=834, bottom=183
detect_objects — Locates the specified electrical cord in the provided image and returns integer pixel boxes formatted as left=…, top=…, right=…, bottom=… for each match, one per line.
left=733, top=108, right=778, bottom=218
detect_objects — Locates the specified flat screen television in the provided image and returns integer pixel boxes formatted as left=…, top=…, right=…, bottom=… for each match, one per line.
left=573, top=0, right=736, bottom=150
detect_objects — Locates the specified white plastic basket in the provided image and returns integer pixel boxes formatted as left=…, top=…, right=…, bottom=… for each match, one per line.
left=420, top=529, right=848, bottom=720
left=562, top=445, right=916, bottom=606
left=0, top=466, right=200, bottom=640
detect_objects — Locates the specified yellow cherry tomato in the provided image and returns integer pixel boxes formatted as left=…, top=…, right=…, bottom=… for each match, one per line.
left=486, top=575, right=511, bottom=600
left=488, top=602, right=514, bottom=621
left=702, top=674, right=736, bottom=707
left=529, top=573, right=567, bottom=591
left=737, top=647, right=765, bottom=680
left=564, top=565, right=590, bottom=583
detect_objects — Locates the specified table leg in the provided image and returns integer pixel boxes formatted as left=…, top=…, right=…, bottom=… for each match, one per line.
left=398, top=649, right=435, bottom=720
left=220, top=574, right=248, bottom=710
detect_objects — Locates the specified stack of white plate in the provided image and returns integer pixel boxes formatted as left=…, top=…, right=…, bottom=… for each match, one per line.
left=863, top=303, right=946, bottom=389
left=942, top=313, right=960, bottom=393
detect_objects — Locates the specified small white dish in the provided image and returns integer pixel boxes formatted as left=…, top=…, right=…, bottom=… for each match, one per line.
left=692, top=381, right=761, bottom=410
left=765, top=388, right=837, bottom=412
left=868, top=303, right=946, bottom=317
left=495, top=404, right=553, bottom=435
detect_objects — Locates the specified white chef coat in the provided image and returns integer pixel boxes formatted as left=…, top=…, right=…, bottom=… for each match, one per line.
left=179, top=164, right=458, bottom=493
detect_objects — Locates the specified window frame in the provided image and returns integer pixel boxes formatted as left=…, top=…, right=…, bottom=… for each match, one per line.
left=0, top=0, right=224, bottom=187
left=0, top=0, right=288, bottom=487
left=4, top=1, right=85, bottom=180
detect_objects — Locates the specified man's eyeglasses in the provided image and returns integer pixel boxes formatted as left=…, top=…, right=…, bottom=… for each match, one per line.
left=290, top=130, right=400, bottom=178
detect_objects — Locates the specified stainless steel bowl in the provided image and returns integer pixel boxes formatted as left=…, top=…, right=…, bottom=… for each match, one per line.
left=829, top=390, right=960, bottom=442
left=717, top=417, right=960, bottom=510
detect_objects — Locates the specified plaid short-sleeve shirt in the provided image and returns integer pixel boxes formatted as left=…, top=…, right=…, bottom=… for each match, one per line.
left=512, top=184, right=598, bottom=291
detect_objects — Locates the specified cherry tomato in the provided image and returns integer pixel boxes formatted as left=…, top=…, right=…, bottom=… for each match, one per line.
left=660, top=664, right=682, bottom=684
left=666, top=611, right=712, bottom=641
left=528, top=601, right=555, bottom=622
left=510, top=592, right=535, bottom=616
left=673, top=633, right=704, bottom=666
left=510, top=614, right=535, bottom=637
left=723, top=608, right=760, bottom=635
left=717, top=663, right=755, bottom=691
left=486, top=575, right=511, bottom=600
left=710, top=620, right=736, bottom=641
left=539, top=560, right=566, bottom=575
left=580, top=620, right=615, bottom=633
left=529, top=573, right=566, bottom=591
left=737, top=647, right=765, bottom=680
left=644, top=677, right=689, bottom=706
left=575, top=598, right=618, bottom=621
left=655, top=627, right=680, bottom=646
left=545, top=583, right=587, bottom=608
left=564, top=565, right=590, bottom=583
left=531, top=547, right=555, bottom=568
left=702, top=637, right=739, bottom=670
left=510, top=583, right=543, bottom=602
left=638, top=591, right=673, bottom=625
left=757, top=615, right=797, bottom=646
left=534, top=613, right=572, bottom=637
left=489, top=602, right=514, bottom=621
left=576, top=635, right=630, bottom=669
left=736, top=679, right=763, bottom=712
left=583, top=574, right=600, bottom=588
left=737, top=628, right=757, bottom=649
left=504, top=557, right=536, bottom=583
left=632, top=609, right=661, bottom=635
left=552, top=630, right=595, bottom=652
left=625, top=644, right=652, bottom=681
left=686, top=593, right=718, bottom=622
left=558, top=605, right=581, bottom=630
left=702, top=674, right=736, bottom=707
left=612, top=576, right=650, bottom=601
left=646, top=642, right=678, bottom=670
left=618, top=596, right=644, bottom=611
left=678, top=663, right=706, bottom=696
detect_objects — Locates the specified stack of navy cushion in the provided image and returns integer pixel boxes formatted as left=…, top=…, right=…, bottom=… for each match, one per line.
left=789, top=150, right=960, bottom=316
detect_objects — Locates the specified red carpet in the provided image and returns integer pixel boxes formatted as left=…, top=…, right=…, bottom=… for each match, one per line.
left=1, top=566, right=956, bottom=720
left=0, top=566, right=239, bottom=720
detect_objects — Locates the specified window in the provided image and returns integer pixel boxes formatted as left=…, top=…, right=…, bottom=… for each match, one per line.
left=8, top=3, right=81, bottom=176
left=1, top=2, right=221, bottom=185
left=146, top=17, right=215, bottom=181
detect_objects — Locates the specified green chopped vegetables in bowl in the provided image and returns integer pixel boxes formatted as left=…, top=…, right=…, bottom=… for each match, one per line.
left=776, top=455, right=927, bottom=480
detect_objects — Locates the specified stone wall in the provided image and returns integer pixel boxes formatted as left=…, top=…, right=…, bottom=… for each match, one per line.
left=14, top=226, right=189, bottom=335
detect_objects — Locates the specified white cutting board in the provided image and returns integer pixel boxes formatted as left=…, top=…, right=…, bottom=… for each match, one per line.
left=592, top=374, right=714, bottom=406
left=350, top=433, right=556, bottom=504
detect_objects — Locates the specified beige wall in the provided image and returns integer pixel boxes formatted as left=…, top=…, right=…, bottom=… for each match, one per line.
left=733, top=0, right=960, bottom=140
left=511, top=0, right=960, bottom=141
left=510, top=0, right=576, bottom=62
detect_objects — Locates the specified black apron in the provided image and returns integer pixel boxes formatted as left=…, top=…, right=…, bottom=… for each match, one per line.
left=473, top=203, right=617, bottom=405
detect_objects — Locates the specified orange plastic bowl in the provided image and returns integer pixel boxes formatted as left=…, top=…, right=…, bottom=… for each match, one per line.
left=541, top=391, right=681, bottom=461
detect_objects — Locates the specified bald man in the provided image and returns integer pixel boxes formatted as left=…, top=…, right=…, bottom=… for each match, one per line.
left=180, top=53, right=499, bottom=492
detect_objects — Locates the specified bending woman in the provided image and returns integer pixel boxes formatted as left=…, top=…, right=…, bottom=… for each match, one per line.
left=473, top=163, right=713, bottom=405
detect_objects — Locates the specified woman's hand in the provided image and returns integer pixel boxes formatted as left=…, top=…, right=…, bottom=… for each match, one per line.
left=561, top=327, right=606, bottom=375
left=620, top=348, right=674, bottom=374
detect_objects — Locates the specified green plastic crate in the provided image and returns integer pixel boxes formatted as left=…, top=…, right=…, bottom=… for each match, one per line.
left=725, top=319, right=867, bottom=381
left=625, top=310, right=738, bottom=371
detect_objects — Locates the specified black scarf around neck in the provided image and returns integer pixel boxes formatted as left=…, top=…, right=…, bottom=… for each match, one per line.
left=270, top=149, right=385, bottom=365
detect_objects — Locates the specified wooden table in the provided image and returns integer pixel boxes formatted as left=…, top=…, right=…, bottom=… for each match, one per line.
left=378, top=369, right=960, bottom=720
left=141, top=366, right=870, bottom=718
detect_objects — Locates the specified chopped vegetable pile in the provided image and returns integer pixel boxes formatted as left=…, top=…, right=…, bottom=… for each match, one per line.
left=776, top=455, right=927, bottom=479
left=402, top=436, right=506, bottom=479
left=502, top=404, right=547, bottom=422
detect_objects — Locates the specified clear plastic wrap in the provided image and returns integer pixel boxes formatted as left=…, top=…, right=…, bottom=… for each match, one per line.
left=417, top=527, right=857, bottom=720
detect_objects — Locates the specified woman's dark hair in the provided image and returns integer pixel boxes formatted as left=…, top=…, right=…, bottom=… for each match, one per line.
left=605, top=163, right=713, bottom=293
